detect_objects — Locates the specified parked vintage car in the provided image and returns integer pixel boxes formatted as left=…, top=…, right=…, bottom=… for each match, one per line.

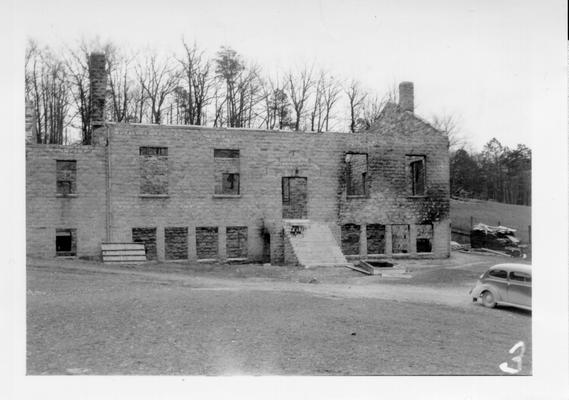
left=470, top=263, right=531, bottom=311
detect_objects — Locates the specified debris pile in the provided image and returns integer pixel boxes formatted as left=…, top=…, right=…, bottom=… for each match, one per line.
left=470, top=223, right=523, bottom=257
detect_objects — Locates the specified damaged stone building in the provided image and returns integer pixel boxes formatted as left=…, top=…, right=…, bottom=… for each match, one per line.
left=26, top=53, right=450, bottom=267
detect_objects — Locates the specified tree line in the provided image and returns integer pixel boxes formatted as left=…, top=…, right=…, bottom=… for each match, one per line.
left=25, top=38, right=531, bottom=206
left=25, top=38, right=396, bottom=145
left=450, top=138, right=531, bottom=206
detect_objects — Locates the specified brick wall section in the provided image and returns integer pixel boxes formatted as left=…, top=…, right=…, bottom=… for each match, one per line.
left=26, top=101, right=450, bottom=262
left=89, top=53, right=106, bottom=124
left=26, top=145, right=107, bottom=259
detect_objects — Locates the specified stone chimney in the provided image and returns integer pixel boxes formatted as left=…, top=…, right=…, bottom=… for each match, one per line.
left=25, top=100, right=37, bottom=144
left=398, top=81, right=414, bottom=113
left=89, top=52, right=107, bottom=144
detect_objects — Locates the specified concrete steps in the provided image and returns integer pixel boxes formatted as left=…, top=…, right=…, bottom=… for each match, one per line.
left=283, top=220, right=348, bottom=268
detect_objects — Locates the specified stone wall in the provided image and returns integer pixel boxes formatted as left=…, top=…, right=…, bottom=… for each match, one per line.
left=26, top=103, right=450, bottom=262
left=26, top=145, right=107, bottom=259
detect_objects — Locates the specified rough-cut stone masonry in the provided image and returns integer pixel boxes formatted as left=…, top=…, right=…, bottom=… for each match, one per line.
left=132, top=227, right=157, bottom=260
left=165, top=227, right=188, bottom=260
left=26, top=79, right=450, bottom=263
left=226, top=226, right=248, bottom=258
left=341, top=224, right=361, bottom=255
left=366, top=224, right=385, bottom=255
left=196, top=227, right=219, bottom=259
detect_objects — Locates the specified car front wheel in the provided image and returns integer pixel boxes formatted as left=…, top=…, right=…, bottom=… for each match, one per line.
left=481, top=291, right=496, bottom=308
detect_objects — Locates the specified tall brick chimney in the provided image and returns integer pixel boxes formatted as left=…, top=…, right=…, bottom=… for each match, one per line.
left=89, top=52, right=107, bottom=144
left=398, top=81, right=414, bottom=113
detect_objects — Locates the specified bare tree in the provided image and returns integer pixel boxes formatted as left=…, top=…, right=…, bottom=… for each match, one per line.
left=177, top=40, right=214, bottom=125
left=287, top=67, right=314, bottom=131
left=136, top=53, right=180, bottom=124
left=431, top=113, right=465, bottom=150
left=321, top=74, right=341, bottom=131
left=345, top=80, right=367, bottom=133
left=25, top=42, right=72, bottom=144
left=106, top=46, right=137, bottom=123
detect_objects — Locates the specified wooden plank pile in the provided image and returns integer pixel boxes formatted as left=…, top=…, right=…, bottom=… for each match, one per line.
left=101, top=242, right=147, bottom=264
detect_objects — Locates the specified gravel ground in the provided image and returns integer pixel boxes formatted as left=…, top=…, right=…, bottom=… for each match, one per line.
left=27, top=252, right=532, bottom=375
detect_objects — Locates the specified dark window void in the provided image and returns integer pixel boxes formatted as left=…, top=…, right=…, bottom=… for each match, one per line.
left=140, top=147, right=168, bottom=195
left=510, top=271, right=531, bottom=283
left=346, top=153, right=368, bottom=196
left=367, top=224, right=385, bottom=255
left=140, top=147, right=168, bottom=156
left=222, top=173, right=240, bottom=195
left=214, top=149, right=240, bottom=158
left=165, top=227, right=188, bottom=260
left=392, top=224, right=410, bottom=254
left=196, top=227, right=219, bottom=259
left=416, top=224, right=433, bottom=253
left=488, top=269, right=507, bottom=280
left=282, top=177, right=308, bottom=219
left=341, top=224, right=360, bottom=255
left=56, top=228, right=76, bottom=256
left=407, top=155, right=426, bottom=196
left=215, top=149, right=240, bottom=195
left=227, top=226, right=248, bottom=259
left=56, top=160, right=77, bottom=195
left=132, top=227, right=157, bottom=260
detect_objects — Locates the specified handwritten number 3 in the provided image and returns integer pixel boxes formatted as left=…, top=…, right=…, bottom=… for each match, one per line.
left=499, top=341, right=525, bottom=374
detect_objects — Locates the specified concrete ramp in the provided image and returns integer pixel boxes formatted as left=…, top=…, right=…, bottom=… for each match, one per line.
left=283, top=220, right=348, bottom=268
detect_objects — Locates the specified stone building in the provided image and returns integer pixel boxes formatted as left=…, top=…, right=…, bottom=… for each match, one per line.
left=26, top=53, right=450, bottom=266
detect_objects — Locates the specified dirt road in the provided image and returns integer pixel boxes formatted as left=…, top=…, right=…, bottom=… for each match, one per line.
left=26, top=253, right=532, bottom=375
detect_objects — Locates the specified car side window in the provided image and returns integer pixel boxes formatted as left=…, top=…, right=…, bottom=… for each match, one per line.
left=510, top=271, right=531, bottom=283
left=488, top=269, right=508, bottom=279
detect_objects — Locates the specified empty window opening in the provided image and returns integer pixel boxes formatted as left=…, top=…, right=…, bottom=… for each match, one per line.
left=416, top=224, right=433, bottom=253
left=341, top=224, right=361, bottom=255
left=140, top=147, right=168, bottom=195
left=226, top=226, right=248, bottom=259
left=215, top=149, right=240, bottom=195
left=165, top=227, right=188, bottom=260
left=407, top=155, right=426, bottom=196
left=132, top=227, right=157, bottom=260
left=196, top=227, right=219, bottom=259
left=367, top=224, right=386, bottom=255
left=56, top=160, right=77, bottom=195
left=56, top=229, right=76, bottom=256
left=346, top=153, right=368, bottom=196
left=282, top=177, right=308, bottom=219
left=222, top=173, right=240, bottom=195
left=392, top=224, right=410, bottom=254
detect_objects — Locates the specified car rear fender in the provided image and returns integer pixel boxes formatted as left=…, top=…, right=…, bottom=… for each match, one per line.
left=472, top=284, right=503, bottom=302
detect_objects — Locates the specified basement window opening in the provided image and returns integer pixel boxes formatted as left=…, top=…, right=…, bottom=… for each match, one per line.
left=56, top=228, right=76, bottom=257
left=226, top=226, right=248, bottom=259
left=341, top=224, right=361, bottom=256
left=132, top=227, right=157, bottom=260
left=165, top=227, right=188, bottom=260
left=196, top=227, right=219, bottom=260
left=416, top=223, right=433, bottom=253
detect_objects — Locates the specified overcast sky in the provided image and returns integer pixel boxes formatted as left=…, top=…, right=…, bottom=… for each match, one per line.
left=16, top=0, right=565, bottom=149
